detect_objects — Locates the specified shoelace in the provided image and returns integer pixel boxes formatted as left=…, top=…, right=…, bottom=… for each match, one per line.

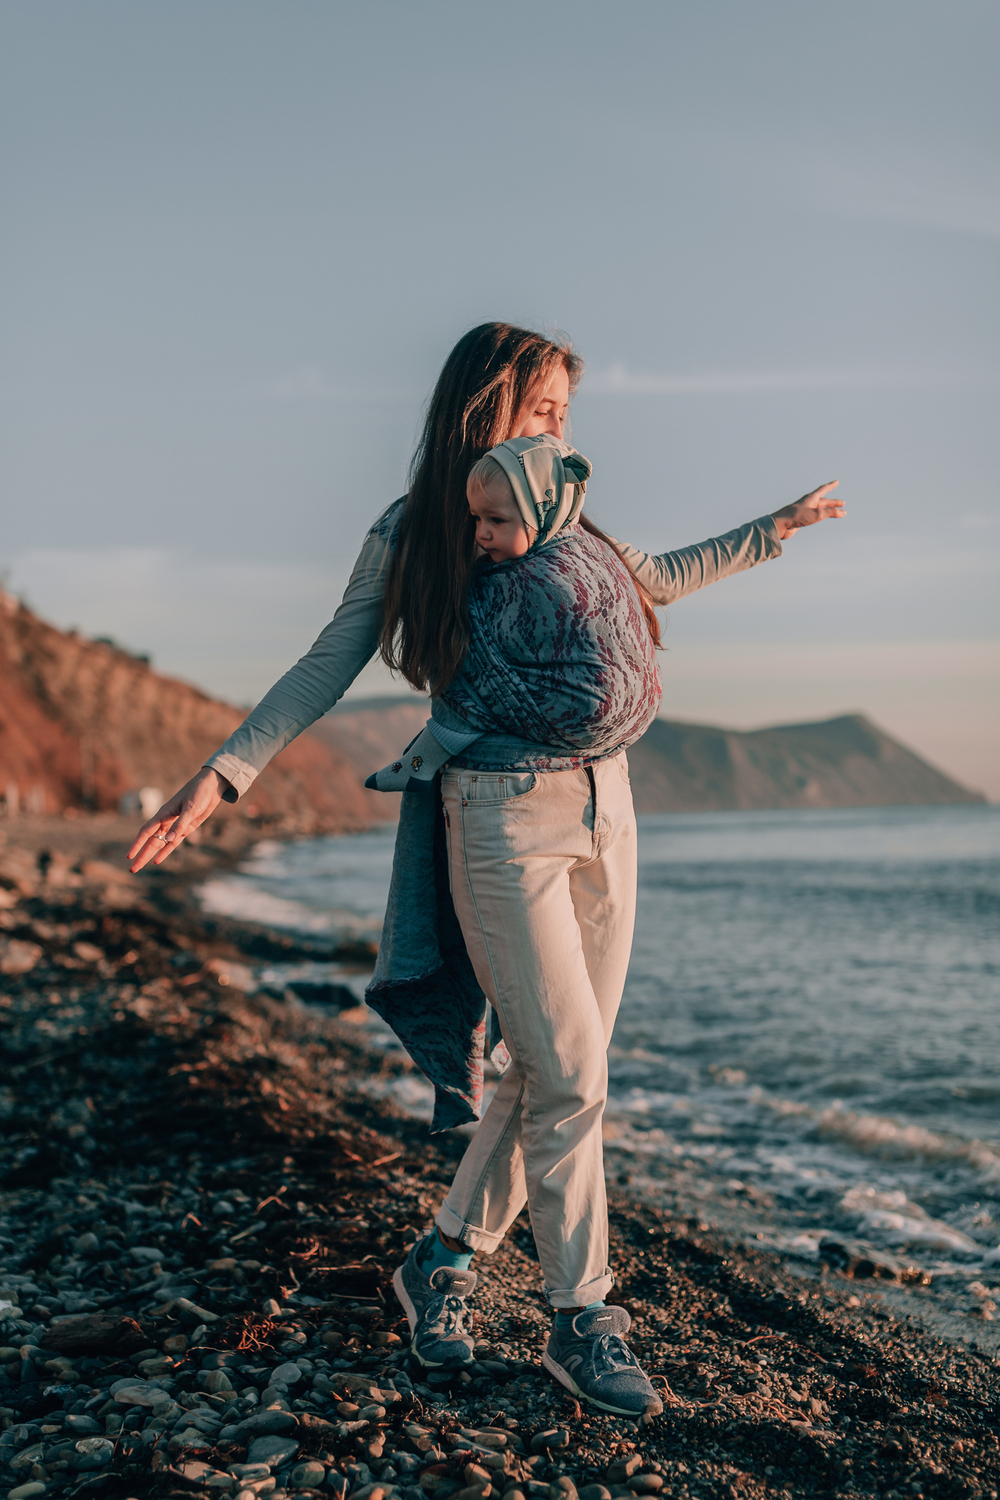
left=423, top=1291, right=470, bottom=1337
left=591, top=1332, right=641, bottom=1376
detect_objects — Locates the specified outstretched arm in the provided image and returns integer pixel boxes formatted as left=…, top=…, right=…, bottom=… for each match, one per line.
left=128, top=518, right=396, bottom=872
left=611, top=481, right=844, bottom=606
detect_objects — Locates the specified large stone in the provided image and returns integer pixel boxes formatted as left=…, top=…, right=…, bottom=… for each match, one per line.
left=64, top=1413, right=104, bottom=1436
left=606, top=1460, right=642, bottom=1484
left=291, top=1460, right=328, bottom=1487
left=0, top=938, right=43, bottom=975
left=228, top=1463, right=273, bottom=1481
left=72, top=1435, right=115, bottom=1471
left=817, top=1236, right=926, bottom=1284
left=172, top=1296, right=219, bottom=1322
left=270, top=1360, right=302, bottom=1385
left=9, top=1444, right=45, bottom=1472
left=113, top=1381, right=172, bottom=1407
left=178, top=1459, right=233, bottom=1483
left=246, top=1433, right=299, bottom=1467
left=530, top=1429, right=569, bottom=1454
left=457, top=1430, right=506, bottom=1450
left=170, top=1426, right=213, bottom=1456
left=339, top=1374, right=383, bottom=1396
left=229, top=1408, right=299, bottom=1443
left=42, top=1311, right=148, bottom=1357
left=202, top=1349, right=246, bottom=1370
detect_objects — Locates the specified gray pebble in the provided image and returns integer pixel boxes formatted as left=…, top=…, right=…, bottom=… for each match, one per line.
left=530, top=1427, right=569, bottom=1453
left=64, top=1414, right=103, bottom=1436
left=247, top=1432, right=299, bottom=1467
left=228, top=1408, right=299, bottom=1443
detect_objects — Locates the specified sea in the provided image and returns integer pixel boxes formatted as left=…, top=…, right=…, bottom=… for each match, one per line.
left=199, top=802, right=1000, bottom=1337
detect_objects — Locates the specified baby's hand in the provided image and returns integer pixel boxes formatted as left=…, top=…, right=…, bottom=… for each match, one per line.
left=771, top=481, right=844, bottom=539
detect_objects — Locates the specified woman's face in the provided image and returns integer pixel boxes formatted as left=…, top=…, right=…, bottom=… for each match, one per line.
left=513, top=364, right=570, bottom=440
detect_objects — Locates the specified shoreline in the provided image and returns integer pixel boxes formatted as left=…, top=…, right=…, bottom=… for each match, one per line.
left=2, top=816, right=999, bottom=1500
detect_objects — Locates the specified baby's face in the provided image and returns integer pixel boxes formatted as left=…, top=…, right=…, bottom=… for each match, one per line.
left=468, top=477, right=536, bottom=562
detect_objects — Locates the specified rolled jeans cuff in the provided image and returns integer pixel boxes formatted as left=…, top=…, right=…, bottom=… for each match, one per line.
left=435, top=1203, right=505, bottom=1255
left=544, top=1270, right=615, bottom=1309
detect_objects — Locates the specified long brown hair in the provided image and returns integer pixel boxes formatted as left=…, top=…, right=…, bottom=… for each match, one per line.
left=379, top=321, right=659, bottom=694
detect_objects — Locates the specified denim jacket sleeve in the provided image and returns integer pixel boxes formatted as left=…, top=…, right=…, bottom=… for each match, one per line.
left=610, top=514, right=782, bottom=606
left=204, top=527, right=390, bottom=800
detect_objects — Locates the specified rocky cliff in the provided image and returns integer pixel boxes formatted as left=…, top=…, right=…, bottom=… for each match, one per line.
left=0, top=591, right=374, bottom=835
left=315, top=696, right=985, bottom=812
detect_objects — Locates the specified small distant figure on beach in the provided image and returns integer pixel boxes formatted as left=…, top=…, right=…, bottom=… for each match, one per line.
left=129, top=322, right=843, bottom=1415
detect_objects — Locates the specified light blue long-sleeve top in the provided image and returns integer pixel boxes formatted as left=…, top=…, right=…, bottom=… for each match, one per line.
left=204, top=501, right=782, bottom=800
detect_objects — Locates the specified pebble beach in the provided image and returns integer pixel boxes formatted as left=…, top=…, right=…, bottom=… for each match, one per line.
left=2, top=819, right=999, bottom=1500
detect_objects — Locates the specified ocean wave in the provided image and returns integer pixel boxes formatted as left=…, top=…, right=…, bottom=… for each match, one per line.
left=813, top=1103, right=1000, bottom=1181
left=198, top=875, right=382, bottom=942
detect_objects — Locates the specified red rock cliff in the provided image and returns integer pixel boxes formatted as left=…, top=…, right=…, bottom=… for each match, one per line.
left=0, top=590, right=374, bottom=834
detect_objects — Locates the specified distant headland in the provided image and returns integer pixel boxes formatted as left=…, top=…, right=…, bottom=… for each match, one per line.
left=0, top=590, right=984, bottom=829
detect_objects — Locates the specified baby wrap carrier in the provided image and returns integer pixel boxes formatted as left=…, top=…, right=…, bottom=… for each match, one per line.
left=365, top=437, right=662, bottom=1129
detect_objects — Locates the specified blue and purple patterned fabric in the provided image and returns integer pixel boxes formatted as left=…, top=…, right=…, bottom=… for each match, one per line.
left=432, top=526, right=662, bottom=771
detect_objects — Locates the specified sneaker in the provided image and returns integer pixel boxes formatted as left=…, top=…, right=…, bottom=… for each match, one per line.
left=542, top=1305, right=663, bottom=1416
left=392, top=1238, right=476, bottom=1368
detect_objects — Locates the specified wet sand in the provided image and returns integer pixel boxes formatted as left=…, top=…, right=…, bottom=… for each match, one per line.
left=1, top=818, right=998, bottom=1500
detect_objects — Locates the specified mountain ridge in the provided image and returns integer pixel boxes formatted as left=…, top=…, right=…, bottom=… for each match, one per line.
left=315, top=697, right=985, bottom=812
left=1, top=591, right=983, bottom=827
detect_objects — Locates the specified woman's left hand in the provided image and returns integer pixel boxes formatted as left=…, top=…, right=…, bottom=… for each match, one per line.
left=771, top=481, right=844, bottom=539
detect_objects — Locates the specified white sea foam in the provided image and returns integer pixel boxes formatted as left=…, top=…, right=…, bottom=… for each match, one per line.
left=198, top=875, right=381, bottom=943
left=815, top=1104, right=1000, bottom=1182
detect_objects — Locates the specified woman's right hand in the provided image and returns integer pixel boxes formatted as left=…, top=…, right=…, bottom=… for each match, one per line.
left=128, top=767, right=233, bottom=873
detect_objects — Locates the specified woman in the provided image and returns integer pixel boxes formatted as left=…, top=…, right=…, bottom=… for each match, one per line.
left=129, top=322, right=843, bottom=1416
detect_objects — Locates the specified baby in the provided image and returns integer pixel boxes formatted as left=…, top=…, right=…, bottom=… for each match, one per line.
left=367, top=436, right=590, bottom=791
left=466, top=454, right=537, bottom=562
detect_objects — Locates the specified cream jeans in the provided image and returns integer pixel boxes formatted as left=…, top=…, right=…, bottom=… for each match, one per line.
left=435, top=752, right=637, bottom=1307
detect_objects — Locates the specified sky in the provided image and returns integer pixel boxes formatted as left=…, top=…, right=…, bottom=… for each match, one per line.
left=3, top=0, right=998, bottom=795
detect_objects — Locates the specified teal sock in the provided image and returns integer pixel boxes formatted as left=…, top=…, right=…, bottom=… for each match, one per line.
left=416, top=1226, right=474, bottom=1274
left=556, top=1300, right=604, bottom=1328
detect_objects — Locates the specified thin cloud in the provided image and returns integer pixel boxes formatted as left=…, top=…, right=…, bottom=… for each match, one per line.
left=582, top=363, right=964, bottom=396
left=813, top=168, right=1000, bottom=242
